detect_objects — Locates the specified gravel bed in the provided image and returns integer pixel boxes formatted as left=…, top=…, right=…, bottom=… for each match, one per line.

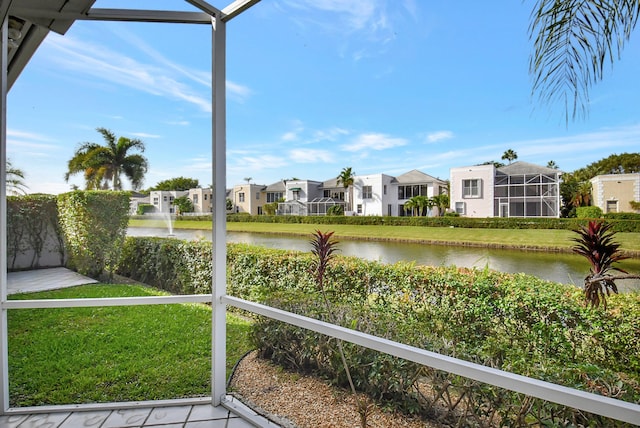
left=229, top=351, right=444, bottom=428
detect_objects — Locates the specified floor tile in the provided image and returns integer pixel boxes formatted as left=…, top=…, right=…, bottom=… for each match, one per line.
left=102, top=408, right=152, bottom=428
left=188, top=404, right=230, bottom=421
left=18, top=412, right=70, bottom=428
left=59, top=410, right=111, bottom=427
left=0, top=414, right=29, bottom=428
left=185, top=420, right=228, bottom=428
left=143, top=424, right=183, bottom=428
left=146, top=406, right=191, bottom=425
left=227, top=418, right=260, bottom=428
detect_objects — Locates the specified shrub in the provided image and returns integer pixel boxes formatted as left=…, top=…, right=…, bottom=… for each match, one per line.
left=576, top=206, right=603, bottom=218
left=136, top=203, right=156, bottom=215
left=58, top=191, right=130, bottom=278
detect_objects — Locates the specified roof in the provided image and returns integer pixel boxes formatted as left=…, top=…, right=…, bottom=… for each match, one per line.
left=497, top=161, right=562, bottom=176
left=265, top=180, right=286, bottom=192
left=322, top=177, right=341, bottom=188
left=4, top=0, right=97, bottom=89
left=395, top=169, right=445, bottom=184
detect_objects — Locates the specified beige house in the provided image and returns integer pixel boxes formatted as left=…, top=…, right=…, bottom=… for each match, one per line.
left=189, top=188, right=213, bottom=214
left=590, top=173, right=640, bottom=213
left=232, top=183, right=266, bottom=215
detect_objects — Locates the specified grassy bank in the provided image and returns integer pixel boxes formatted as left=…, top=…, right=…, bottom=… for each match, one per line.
left=129, top=218, right=640, bottom=253
left=8, top=284, right=252, bottom=407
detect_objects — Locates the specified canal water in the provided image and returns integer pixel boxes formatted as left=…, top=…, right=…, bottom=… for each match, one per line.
left=127, top=227, right=640, bottom=291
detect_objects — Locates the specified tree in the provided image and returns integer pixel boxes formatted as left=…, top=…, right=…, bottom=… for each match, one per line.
left=336, top=167, right=355, bottom=212
left=572, top=181, right=592, bottom=207
left=431, top=194, right=450, bottom=216
left=479, top=160, right=505, bottom=168
left=573, top=153, right=640, bottom=181
left=501, top=149, right=518, bottom=164
left=243, top=177, right=252, bottom=184
left=173, top=196, right=193, bottom=215
left=406, top=195, right=431, bottom=216
left=152, top=177, right=200, bottom=191
left=530, top=1, right=640, bottom=120
left=547, top=160, right=559, bottom=169
left=65, top=128, right=148, bottom=190
left=6, top=159, right=28, bottom=195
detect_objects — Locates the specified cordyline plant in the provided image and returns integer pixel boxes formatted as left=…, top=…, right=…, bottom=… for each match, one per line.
left=309, top=230, right=372, bottom=427
left=572, top=220, right=639, bottom=309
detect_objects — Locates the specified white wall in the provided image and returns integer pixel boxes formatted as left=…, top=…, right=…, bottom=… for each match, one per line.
left=352, top=174, right=396, bottom=216
left=450, top=165, right=495, bottom=217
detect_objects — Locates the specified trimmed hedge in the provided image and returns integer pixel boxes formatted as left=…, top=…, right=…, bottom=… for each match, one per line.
left=225, top=213, right=640, bottom=232
left=58, top=191, right=130, bottom=278
left=116, top=238, right=640, bottom=426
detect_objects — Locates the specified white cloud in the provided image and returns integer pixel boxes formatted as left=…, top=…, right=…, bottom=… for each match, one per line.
left=43, top=34, right=213, bottom=112
left=130, top=132, right=161, bottom=139
left=7, top=129, right=53, bottom=141
left=281, top=131, right=298, bottom=142
left=426, top=130, right=454, bottom=143
left=289, top=148, right=334, bottom=163
left=226, top=81, right=253, bottom=103
left=167, top=120, right=190, bottom=126
left=341, top=132, right=407, bottom=152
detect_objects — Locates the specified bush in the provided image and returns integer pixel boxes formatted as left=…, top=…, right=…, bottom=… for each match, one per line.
left=576, top=206, right=603, bottom=218
left=136, top=203, right=156, bottom=215
left=115, top=239, right=640, bottom=425
left=58, top=191, right=130, bottom=278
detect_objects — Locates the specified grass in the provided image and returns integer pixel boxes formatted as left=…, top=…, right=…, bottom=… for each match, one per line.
left=8, top=284, right=253, bottom=407
left=129, top=218, right=640, bottom=252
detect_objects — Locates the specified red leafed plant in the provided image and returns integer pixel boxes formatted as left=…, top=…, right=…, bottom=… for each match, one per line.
left=572, top=220, right=630, bottom=308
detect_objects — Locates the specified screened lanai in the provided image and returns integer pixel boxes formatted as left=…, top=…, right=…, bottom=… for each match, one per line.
left=0, top=0, right=260, bottom=420
left=2, top=1, right=640, bottom=426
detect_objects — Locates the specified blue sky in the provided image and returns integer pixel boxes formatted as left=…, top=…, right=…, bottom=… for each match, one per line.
left=7, top=0, right=640, bottom=194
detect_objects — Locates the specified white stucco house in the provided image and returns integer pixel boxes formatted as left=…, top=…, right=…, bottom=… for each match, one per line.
left=450, top=161, right=562, bottom=218
left=149, top=190, right=188, bottom=214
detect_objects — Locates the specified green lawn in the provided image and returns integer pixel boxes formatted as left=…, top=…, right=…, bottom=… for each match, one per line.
left=8, top=284, right=253, bottom=407
left=129, top=218, right=640, bottom=253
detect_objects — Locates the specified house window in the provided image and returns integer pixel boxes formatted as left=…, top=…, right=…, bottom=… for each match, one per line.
left=238, top=192, right=245, bottom=203
left=362, top=185, right=373, bottom=199
left=462, top=179, right=481, bottom=198
left=387, top=204, right=392, bottom=216
left=258, top=206, right=263, bottom=215
left=267, top=192, right=283, bottom=203
left=169, top=196, right=174, bottom=202
left=256, top=192, right=260, bottom=200
left=606, top=200, right=618, bottom=213
left=153, top=197, right=158, bottom=205
left=455, top=201, right=465, bottom=214
left=163, top=196, right=167, bottom=201
left=383, top=185, right=387, bottom=195
left=204, top=194, right=208, bottom=200
left=323, top=190, right=331, bottom=197
left=292, top=190, right=300, bottom=201
left=193, top=195, right=199, bottom=204
left=357, top=204, right=362, bottom=214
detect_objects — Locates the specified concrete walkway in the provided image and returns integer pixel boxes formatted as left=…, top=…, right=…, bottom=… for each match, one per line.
left=3, top=268, right=281, bottom=428
left=7, top=267, right=98, bottom=295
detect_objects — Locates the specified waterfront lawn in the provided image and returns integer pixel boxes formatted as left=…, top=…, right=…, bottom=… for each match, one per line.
left=7, top=284, right=252, bottom=407
left=129, top=218, right=640, bottom=252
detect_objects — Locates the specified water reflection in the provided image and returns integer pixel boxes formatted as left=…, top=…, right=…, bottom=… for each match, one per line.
left=127, top=227, right=640, bottom=291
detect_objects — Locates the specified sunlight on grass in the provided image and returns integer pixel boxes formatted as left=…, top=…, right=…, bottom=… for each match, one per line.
left=8, top=284, right=253, bottom=407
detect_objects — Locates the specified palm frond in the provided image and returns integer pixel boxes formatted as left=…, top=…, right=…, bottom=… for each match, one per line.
left=529, top=0, right=640, bottom=120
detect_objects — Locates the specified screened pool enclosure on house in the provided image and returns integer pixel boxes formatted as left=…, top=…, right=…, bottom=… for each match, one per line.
left=1, top=1, right=639, bottom=425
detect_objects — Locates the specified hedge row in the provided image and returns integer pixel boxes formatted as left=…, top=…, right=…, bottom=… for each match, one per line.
left=225, top=213, right=640, bottom=232
left=116, top=238, right=640, bottom=426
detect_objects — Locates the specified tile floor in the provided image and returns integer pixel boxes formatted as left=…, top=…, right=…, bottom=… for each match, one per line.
left=3, top=268, right=283, bottom=428
left=0, top=398, right=282, bottom=427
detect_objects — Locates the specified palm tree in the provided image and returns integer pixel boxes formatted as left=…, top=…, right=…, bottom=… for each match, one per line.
left=65, top=128, right=148, bottom=190
left=431, top=194, right=450, bottom=216
left=6, top=159, right=28, bottom=195
left=572, top=181, right=592, bottom=207
left=530, top=1, right=639, bottom=120
left=501, top=149, right=518, bottom=164
left=336, top=167, right=355, bottom=212
left=546, top=160, right=559, bottom=169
